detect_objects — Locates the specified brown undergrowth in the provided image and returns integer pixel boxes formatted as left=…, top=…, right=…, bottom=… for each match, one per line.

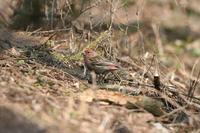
left=0, top=28, right=199, bottom=133
left=0, top=0, right=200, bottom=133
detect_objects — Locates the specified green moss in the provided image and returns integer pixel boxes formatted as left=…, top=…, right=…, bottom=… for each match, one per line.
left=48, top=107, right=60, bottom=118
left=190, top=49, right=200, bottom=57
left=59, top=31, right=111, bottom=62
left=65, top=52, right=83, bottom=61
left=17, top=60, right=25, bottom=66
left=35, top=76, right=46, bottom=86
left=50, top=52, right=66, bottom=61
left=46, top=40, right=55, bottom=48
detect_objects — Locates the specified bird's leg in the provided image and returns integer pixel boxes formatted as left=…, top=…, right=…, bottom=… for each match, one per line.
left=90, top=71, right=97, bottom=85
left=81, top=63, right=87, bottom=79
left=83, top=64, right=87, bottom=76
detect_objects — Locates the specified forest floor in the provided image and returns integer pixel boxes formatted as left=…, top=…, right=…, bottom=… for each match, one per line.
left=0, top=1, right=200, bottom=133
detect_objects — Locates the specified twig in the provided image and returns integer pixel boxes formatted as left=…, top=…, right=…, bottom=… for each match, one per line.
left=157, top=105, right=188, bottom=120
left=188, top=59, right=200, bottom=102
left=28, top=28, right=71, bottom=35
left=116, top=57, right=142, bottom=70
left=98, top=84, right=139, bottom=94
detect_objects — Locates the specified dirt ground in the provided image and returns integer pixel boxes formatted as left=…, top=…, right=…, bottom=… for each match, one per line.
left=0, top=1, right=200, bottom=133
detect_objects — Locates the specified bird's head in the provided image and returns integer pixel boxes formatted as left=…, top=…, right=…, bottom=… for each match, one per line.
left=82, top=48, right=97, bottom=58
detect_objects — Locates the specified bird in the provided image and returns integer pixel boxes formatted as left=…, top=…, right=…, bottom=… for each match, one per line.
left=82, top=48, right=120, bottom=81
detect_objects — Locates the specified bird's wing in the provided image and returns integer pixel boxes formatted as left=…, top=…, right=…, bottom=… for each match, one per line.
left=90, top=56, right=119, bottom=69
left=88, top=55, right=103, bottom=64
left=95, top=61, right=119, bottom=67
left=88, top=55, right=119, bottom=66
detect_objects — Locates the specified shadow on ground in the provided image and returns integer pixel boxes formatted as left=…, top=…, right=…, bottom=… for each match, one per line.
left=0, top=106, right=45, bottom=133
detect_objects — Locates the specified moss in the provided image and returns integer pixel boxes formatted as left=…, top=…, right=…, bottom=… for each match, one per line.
left=17, top=60, right=25, bottom=66
left=50, top=52, right=66, bottom=62
left=54, top=31, right=111, bottom=62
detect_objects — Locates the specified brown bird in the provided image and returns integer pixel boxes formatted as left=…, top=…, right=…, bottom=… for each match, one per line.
left=82, top=48, right=120, bottom=77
